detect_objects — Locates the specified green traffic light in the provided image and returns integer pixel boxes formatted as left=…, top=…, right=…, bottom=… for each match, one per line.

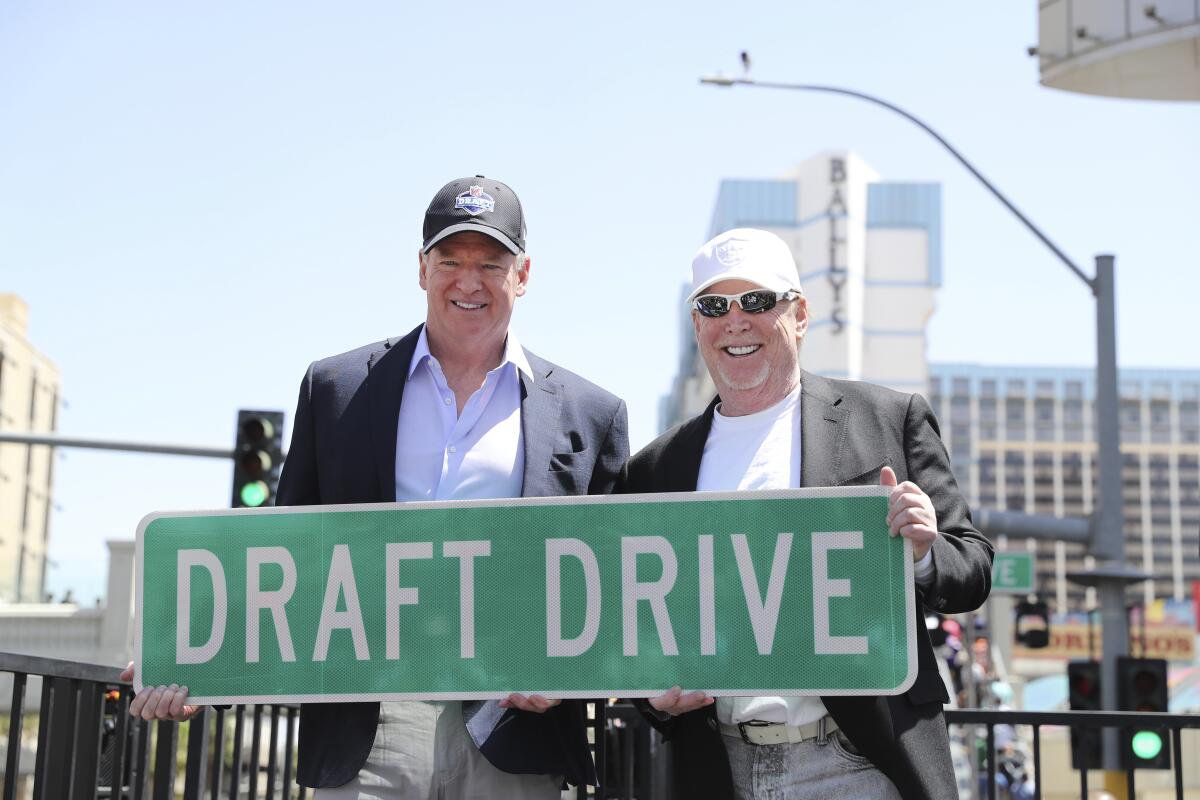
left=1131, top=730, right=1164, bottom=760
left=240, top=480, right=269, bottom=508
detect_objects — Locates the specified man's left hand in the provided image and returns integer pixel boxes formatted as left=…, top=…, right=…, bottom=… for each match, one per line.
left=881, top=466, right=938, bottom=562
left=499, top=693, right=561, bottom=713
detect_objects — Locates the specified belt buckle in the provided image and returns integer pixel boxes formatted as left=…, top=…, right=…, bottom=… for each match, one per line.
left=737, top=720, right=770, bottom=745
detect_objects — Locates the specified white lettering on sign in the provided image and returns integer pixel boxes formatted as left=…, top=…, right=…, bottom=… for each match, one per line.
left=545, top=538, right=602, bottom=657
left=698, top=535, right=716, bottom=656
left=314, top=544, right=371, bottom=662
left=444, top=540, right=490, bottom=659
left=621, top=536, right=679, bottom=656
left=385, top=542, right=434, bottom=660
left=176, top=549, right=228, bottom=665
left=999, top=560, right=1016, bottom=585
left=812, top=531, right=868, bottom=655
left=245, top=547, right=297, bottom=663
left=732, top=533, right=793, bottom=655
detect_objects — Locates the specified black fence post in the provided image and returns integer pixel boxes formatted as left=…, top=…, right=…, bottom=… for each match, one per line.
left=3, top=672, right=27, bottom=800
left=152, top=721, right=179, bottom=800
left=209, top=706, right=227, bottom=800
left=69, top=680, right=105, bottom=800
left=183, top=709, right=210, bottom=799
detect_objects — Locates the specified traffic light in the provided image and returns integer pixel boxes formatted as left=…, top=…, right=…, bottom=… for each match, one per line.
left=1014, top=599, right=1050, bottom=649
left=1117, top=656, right=1171, bottom=769
left=232, top=410, right=284, bottom=508
left=1067, top=660, right=1102, bottom=769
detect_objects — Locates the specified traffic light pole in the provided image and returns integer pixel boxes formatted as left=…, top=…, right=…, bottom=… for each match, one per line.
left=0, top=431, right=233, bottom=459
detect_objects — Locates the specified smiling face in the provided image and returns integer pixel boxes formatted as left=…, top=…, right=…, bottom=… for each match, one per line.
left=692, top=278, right=808, bottom=416
left=419, top=231, right=529, bottom=365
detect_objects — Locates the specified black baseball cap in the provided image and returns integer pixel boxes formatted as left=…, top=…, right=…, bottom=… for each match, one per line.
left=422, top=175, right=526, bottom=255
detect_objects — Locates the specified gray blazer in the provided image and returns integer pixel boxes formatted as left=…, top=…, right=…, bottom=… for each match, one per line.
left=276, top=324, right=629, bottom=789
left=617, top=371, right=992, bottom=800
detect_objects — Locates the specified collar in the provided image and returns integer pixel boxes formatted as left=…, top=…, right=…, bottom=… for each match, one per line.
left=408, top=325, right=534, bottom=383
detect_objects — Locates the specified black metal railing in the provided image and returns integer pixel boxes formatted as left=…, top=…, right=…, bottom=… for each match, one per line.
left=946, top=708, right=1200, bottom=800
left=9, top=652, right=1196, bottom=800
left=2, top=652, right=608, bottom=800
left=2, top=652, right=304, bottom=800
left=597, top=703, right=1200, bottom=800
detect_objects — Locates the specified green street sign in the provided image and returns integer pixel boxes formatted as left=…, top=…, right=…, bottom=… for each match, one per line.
left=991, top=552, right=1034, bottom=594
left=135, top=487, right=916, bottom=704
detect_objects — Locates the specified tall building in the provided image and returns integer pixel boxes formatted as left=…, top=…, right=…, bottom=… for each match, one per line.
left=0, top=295, right=61, bottom=603
left=663, top=154, right=1200, bottom=613
left=928, top=364, right=1200, bottom=610
left=661, top=151, right=942, bottom=428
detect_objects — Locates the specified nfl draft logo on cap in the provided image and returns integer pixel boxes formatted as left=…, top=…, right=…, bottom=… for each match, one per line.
left=455, top=185, right=495, bottom=216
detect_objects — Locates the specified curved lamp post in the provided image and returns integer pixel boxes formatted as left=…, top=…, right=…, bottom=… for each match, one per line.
left=700, top=72, right=1145, bottom=769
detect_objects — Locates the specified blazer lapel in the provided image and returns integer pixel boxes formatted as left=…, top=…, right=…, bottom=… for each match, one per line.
left=519, top=351, right=562, bottom=497
left=369, top=325, right=423, bottom=503
left=667, top=401, right=716, bottom=492
left=799, top=371, right=848, bottom=489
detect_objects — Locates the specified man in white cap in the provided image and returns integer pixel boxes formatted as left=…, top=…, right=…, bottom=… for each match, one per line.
left=618, top=228, right=992, bottom=799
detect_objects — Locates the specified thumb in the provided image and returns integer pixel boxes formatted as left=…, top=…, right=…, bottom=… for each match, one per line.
left=880, top=466, right=898, bottom=488
left=119, top=661, right=135, bottom=682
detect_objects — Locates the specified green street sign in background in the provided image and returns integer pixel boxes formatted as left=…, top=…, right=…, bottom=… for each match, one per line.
left=136, top=488, right=916, bottom=704
left=991, top=552, right=1035, bottom=594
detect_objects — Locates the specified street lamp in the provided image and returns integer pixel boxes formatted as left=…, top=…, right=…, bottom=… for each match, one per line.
left=700, top=69, right=1148, bottom=768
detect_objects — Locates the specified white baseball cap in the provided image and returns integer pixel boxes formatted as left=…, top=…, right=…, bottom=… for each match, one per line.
left=688, top=228, right=802, bottom=302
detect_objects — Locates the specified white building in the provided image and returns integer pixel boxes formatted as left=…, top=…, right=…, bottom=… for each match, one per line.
left=0, top=295, right=61, bottom=603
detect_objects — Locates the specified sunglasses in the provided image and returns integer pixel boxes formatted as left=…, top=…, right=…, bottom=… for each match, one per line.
left=692, top=290, right=799, bottom=318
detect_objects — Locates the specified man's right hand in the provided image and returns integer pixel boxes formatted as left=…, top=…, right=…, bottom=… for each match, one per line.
left=120, top=662, right=204, bottom=722
left=648, top=685, right=713, bottom=717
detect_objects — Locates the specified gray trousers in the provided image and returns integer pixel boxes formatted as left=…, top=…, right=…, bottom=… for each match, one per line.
left=314, top=701, right=562, bottom=800
left=722, top=729, right=902, bottom=800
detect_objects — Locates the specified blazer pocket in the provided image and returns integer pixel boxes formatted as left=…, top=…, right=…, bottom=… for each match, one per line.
left=839, top=457, right=892, bottom=487
left=549, top=452, right=584, bottom=472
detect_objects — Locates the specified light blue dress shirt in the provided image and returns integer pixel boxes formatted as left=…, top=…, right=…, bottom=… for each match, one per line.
left=394, top=326, right=532, bottom=503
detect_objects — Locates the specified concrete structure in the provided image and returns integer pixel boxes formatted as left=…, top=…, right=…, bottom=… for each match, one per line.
left=928, top=364, right=1200, bottom=611
left=1035, top=0, right=1200, bottom=100
left=0, top=540, right=134, bottom=669
left=0, top=295, right=61, bottom=603
left=661, top=151, right=942, bottom=429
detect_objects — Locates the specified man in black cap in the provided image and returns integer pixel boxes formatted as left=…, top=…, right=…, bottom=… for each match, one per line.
left=127, top=176, right=628, bottom=798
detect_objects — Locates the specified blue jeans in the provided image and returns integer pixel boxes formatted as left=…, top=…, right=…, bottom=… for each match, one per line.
left=722, top=728, right=902, bottom=800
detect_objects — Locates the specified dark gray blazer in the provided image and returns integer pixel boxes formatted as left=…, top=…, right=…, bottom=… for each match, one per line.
left=276, top=324, right=629, bottom=789
left=617, top=371, right=992, bottom=800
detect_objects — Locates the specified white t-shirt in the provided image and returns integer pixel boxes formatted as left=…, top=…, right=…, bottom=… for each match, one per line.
left=696, top=385, right=829, bottom=727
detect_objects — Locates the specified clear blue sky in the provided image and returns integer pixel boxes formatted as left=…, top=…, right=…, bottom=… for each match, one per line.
left=2, top=3, right=1196, bottom=605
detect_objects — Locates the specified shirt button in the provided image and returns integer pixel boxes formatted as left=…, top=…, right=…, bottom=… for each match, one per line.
left=444, top=397, right=452, bottom=405
left=448, top=445, right=457, bottom=453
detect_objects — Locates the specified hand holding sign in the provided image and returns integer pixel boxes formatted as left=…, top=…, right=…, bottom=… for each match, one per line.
left=648, top=685, right=713, bottom=717
left=881, top=467, right=939, bottom=563
left=499, top=693, right=561, bottom=713
left=120, top=662, right=203, bottom=722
